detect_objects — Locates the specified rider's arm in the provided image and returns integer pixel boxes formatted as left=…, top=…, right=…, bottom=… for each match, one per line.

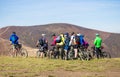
left=36, top=41, right=39, bottom=47
left=56, top=35, right=65, bottom=46
left=9, top=35, right=12, bottom=41
left=94, top=38, right=97, bottom=46
left=69, top=36, right=73, bottom=46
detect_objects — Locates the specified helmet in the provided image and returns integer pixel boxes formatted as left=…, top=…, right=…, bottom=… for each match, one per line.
left=77, top=33, right=80, bottom=36
left=13, top=32, right=16, bottom=34
left=96, top=33, right=99, bottom=36
left=52, top=33, right=56, bottom=36
left=64, top=32, right=69, bottom=36
left=42, top=34, right=46, bottom=36
left=71, top=32, right=75, bottom=35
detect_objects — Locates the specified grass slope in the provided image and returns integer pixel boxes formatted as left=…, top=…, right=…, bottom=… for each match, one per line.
left=0, top=57, right=120, bottom=77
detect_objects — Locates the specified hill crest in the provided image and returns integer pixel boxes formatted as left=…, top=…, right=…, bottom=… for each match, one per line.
left=0, top=23, right=120, bottom=57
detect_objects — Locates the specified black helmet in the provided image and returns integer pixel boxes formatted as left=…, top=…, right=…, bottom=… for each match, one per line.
left=52, top=33, right=56, bottom=36
left=13, top=32, right=16, bottom=34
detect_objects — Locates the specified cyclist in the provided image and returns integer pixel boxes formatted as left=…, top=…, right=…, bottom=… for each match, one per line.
left=51, top=33, right=57, bottom=46
left=36, top=34, right=48, bottom=58
left=94, top=33, right=102, bottom=59
left=79, top=34, right=85, bottom=46
left=9, top=32, right=19, bottom=56
left=51, top=33, right=58, bottom=58
left=79, top=34, right=89, bottom=50
left=69, top=32, right=78, bottom=59
left=83, top=41, right=89, bottom=50
left=56, top=33, right=65, bottom=60
left=64, top=32, right=70, bottom=60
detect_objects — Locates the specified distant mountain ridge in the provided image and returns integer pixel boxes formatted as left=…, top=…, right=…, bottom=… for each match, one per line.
left=0, top=23, right=120, bottom=57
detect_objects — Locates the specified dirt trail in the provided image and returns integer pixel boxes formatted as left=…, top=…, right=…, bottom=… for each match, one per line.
left=37, top=69, right=120, bottom=77
left=0, top=27, right=10, bottom=37
left=22, top=46, right=38, bottom=57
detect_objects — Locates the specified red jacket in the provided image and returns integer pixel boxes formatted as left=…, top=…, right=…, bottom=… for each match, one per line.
left=51, top=36, right=57, bottom=46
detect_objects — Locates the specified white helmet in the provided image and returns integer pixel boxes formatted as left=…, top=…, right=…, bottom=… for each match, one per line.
left=77, top=33, right=81, bottom=36
left=42, top=34, right=46, bottom=36
left=96, top=33, right=99, bottom=36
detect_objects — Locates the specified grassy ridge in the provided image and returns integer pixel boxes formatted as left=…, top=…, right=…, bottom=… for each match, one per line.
left=0, top=56, right=120, bottom=77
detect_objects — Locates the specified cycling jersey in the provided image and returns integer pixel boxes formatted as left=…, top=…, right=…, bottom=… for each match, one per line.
left=10, top=33, right=19, bottom=44
left=94, top=36, right=102, bottom=48
left=56, top=34, right=65, bottom=46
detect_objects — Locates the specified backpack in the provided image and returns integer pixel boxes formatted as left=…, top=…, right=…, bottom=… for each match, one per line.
left=71, top=36, right=76, bottom=45
left=79, top=36, right=85, bottom=45
left=75, top=36, right=80, bottom=45
left=65, top=36, right=70, bottom=46
left=56, top=36, right=62, bottom=43
left=39, top=38, right=45, bottom=46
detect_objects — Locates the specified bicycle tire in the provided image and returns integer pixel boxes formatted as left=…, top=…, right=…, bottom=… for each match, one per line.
left=36, top=50, right=40, bottom=58
left=20, top=48, right=28, bottom=58
left=102, top=51, right=111, bottom=58
left=8, top=48, right=17, bottom=57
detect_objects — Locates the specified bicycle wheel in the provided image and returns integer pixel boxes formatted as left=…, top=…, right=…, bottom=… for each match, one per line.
left=8, top=48, right=17, bottom=57
left=68, top=50, right=74, bottom=60
left=36, top=50, right=40, bottom=58
left=78, top=49, right=90, bottom=61
left=83, top=51, right=90, bottom=60
left=20, top=48, right=28, bottom=58
left=78, top=48, right=85, bottom=60
left=102, top=51, right=111, bottom=58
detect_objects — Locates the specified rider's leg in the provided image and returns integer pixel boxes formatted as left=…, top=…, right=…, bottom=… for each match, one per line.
left=12, top=44, right=15, bottom=57
left=99, top=49, right=102, bottom=57
left=64, top=49, right=67, bottom=60
left=74, top=49, right=77, bottom=58
left=95, top=48, right=100, bottom=59
left=40, top=52, right=44, bottom=58
left=74, top=45, right=78, bottom=59
left=64, top=46, right=69, bottom=60
left=60, top=45, right=64, bottom=60
left=13, top=44, right=17, bottom=57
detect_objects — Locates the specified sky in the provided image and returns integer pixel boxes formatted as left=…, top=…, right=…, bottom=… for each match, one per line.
left=0, top=0, right=120, bottom=33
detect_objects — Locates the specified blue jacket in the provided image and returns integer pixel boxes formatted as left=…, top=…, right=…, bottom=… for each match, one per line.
left=10, top=33, right=19, bottom=44
left=64, top=34, right=70, bottom=50
left=65, top=36, right=70, bottom=46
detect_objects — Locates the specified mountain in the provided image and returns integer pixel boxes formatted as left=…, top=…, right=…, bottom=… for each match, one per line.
left=0, top=23, right=120, bottom=57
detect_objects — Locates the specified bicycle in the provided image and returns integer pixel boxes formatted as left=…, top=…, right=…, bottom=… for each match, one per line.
left=78, top=46, right=91, bottom=61
left=9, top=44, right=28, bottom=58
left=68, top=45, right=91, bottom=60
left=36, top=46, right=48, bottom=58
left=91, top=46, right=111, bottom=59
left=68, top=46, right=74, bottom=60
left=47, top=46, right=58, bottom=59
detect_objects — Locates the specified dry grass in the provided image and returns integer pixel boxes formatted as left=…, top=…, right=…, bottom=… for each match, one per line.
left=0, top=56, right=120, bottom=77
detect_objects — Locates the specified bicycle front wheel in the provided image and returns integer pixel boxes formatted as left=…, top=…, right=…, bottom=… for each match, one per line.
left=36, top=50, right=40, bottom=58
left=20, top=48, right=28, bottom=58
left=102, top=51, right=111, bottom=58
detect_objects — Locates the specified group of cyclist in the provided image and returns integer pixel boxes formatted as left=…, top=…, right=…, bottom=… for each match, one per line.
left=35, top=32, right=102, bottom=60
left=9, top=31, right=102, bottom=59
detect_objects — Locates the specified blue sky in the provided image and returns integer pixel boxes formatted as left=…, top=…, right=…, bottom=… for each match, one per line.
left=0, top=0, right=120, bottom=33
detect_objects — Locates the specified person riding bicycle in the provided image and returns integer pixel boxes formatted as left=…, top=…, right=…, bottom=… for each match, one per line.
left=79, top=34, right=89, bottom=50
left=56, top=33, right=65, bottom=60
left=51, top=33, right=57, bottom=46
left=94, top=33, right=102, bottom=59
left=79, top=34, right=85, bottom=46
left=83, top=41, right=89, bottom=50
left=64, top=32, right=70, bottom=60
left=69, top=32, right=78, bottom=59
left=51, top=33, right=57, bottom=58
left=36, top=34, right=48, bottom=58
left=9, top=32, right=19, bottom=53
